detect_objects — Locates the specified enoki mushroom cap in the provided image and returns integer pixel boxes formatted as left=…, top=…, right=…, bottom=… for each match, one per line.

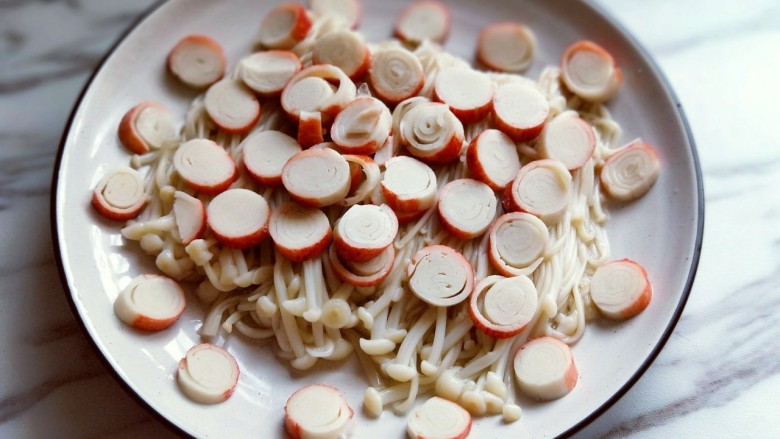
left=407, top=245, right=474, bottom=307
left=600, top=142, right=660, bottom=201
left=437, top=178, right=497, bottom=239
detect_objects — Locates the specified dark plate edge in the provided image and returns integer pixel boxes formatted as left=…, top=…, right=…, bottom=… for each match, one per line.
left=49, top=1, right=189, bottom=437
left=560, top=1, right=705, bottom=437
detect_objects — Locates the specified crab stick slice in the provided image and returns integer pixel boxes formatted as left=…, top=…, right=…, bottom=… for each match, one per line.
left=91, top=167, right=147, bottom=221
left=282, top=64, right=357, bottom=123
left=298, top=111, right=325, bottom=149
left=466, top=129, right=520, bottom=191
left=381, top=156, right=437, bottom=213
left=242, top=130, right=302, bottom=187
left=488, top=212, right=548, bottom=277
left=173, top=191, right=206, bottom=245
left=114, top=274, right=185, bottom=331
left=270, top=201, right=332, bottom=262
left=437, top=178, right=497, bottom=239
left=433, top=68, right=494, bottom=124
left=469, top=275, right=537, bottom=339
left=258, top=3, right=312, bottom=50
left=330, top=243, right=395, bottom=287
left=167, top=35, right=226, bottom=88
left=514, top=337, right=578, bottom=400
left=334, top=204, right=398, bottom=261
left=313, top=30, right=370, bottom=80
left=207, top=188, right=270, bottom=249
left=477, top=22, right=536, bottom=73
left=177, top=344, right=239, bottom=404
left=493, top=82, right=549, bottom=142
left=204, top=79, right=261, bottom=135
left=400, top=101, right=465, bottom=165
left=561, top=40, right=622, bottom=102
left=369, top=47, right=425, bottom=105
left=173, top=139, right=238, bottom=195
left=285, top=384, right=354, bottom=439
left=406, top=396, right=471, bottom=439
left=342, top=154, right=380, bottom=206
left=311, top=0, right=361, bottom=28
left=600, top=142, right=661, bottom=201
left=282, top=147, right=351, bottom=207
left=407, top=245, right=474, bottom=307
left=118, top=102, right=175, bottom=154
left=537, top=111, right=596, bottom=171
left=503, top=159, right=571, bottom=225
left=590, top=259, right=652, bottom=319
left=237, top=50, right=301, bottom=96
left=331, top=97, right=391, bottom=155
left=394, top=1, right=451, bottom=45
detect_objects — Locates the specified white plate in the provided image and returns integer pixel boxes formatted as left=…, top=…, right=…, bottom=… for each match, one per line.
left=52, top=0, right=703, bottom=437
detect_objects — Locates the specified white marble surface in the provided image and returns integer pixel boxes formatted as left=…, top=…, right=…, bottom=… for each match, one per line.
left=1, top=0, right=779, bottom=438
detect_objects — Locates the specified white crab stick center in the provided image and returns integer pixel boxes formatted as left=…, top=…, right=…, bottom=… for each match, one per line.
left=396, top=1, right=450, bottom=43
left=478, top=22, right=536, bottom=73
left=114, top=275, right=185, bottom=330
left=369, top=47, right=424, bottom=103
left=438, top=178, right=497, bottom=239
left=270, top=201, right=331, bottom=256
left=600, top=142, right=661, bottom=201
left=401, top=101, right=464, bottom=160
left=490, top=212, right=549, bottom=272
left=173, top=139, right=236, bottom=192
left=493, top=82, right=549, bottom=136
left=204, top=79, right=260, bottom=133
left=381, top=156, right=437, bottom=212
left=483, top=276, right=537, bottom=326
left=282, top=147, right=351, bottom=207
left=508, top=160, right=572, bottom=224
left=135, top=104, right=175, bottom=149
left=590, top=259, right=652, bottom=319
left=514, top=337, right=578, bottom=401
left=177, top=344, right=239, bottom=404
left=237, top=50, right=301, bottom=95
left=407, top=245, right=473, bottom=307
left=331, top=97, right=391, bottom=153
left=468, top=129, right=520, bottom=190
left=207, top=188, right=270, bottom=244
left=337, top=204, right=398, bottom=253
left=95, top=167, right=145, bottom=210
left=407, top=396, right=471, bottom=439
left=173, top=191, right=205, bottom=245
left=242, top=130, right=302, bottom=185
left=285, top=385, right=353, bottom=439
left=538, top=111, right=596, bottom=170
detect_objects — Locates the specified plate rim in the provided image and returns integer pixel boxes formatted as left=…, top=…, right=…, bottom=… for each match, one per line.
left=49, top=1, right=705, bottom=437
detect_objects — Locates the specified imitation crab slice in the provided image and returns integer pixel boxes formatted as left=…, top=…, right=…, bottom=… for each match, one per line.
left=242, top=130, right=302, bottom=187
left=269, top=201, right=332, bottom=262
left=406, top=396, right=471, bottom=439
left=537, top=110, right=596, bottom=170
left=114, top=274, right=186, bottom=331
left=118, top=101, right=176, bottom=154
left=560, top=40, right=623, bottom=102
left=477, top=22, right=536, bottom=73
left=394, top=1, right=451, bottom=45
left=258, top=3, right=313, bottom=50
left=237, top=50, right=302, bottom=96
left=167, top=34, right=226, bottom=88
left=282, top=64, right=357, bottom=123
left=204, top=79, right=261, bottom=134
left=400, top=101, right=464, bottom=165
left=492, top=82, right=549, bottom=142
left=282, top=146, right=351, bottom=207
left=514, top=337, right=578, bottom=401
left=437, top=178, right=497, bottom=239
left=381, top=156, right=437, bottom=213
left=600, top=141, right=660, bottom=201
left=503, top=159, right=572, bottom=225
left=313, top=30, right=370, bottom=80
left=488, top=212, right=549, bottom=277
left=331, top=97, right=391, bottom=155
left=206, top=188, right=270, bottom=249
left=177, top=343, right=239, bottom=404
left=91, top=166, right=147, bottom=221
left=407, top=245, right=474, bottom=307
left=469, top=275, right=538, bottom=339
left=434, top=68, right=494, bottom=124
left=369, top=46, right=425, bottom=105
left=284, top=384, right=354, bottom=439
left=334, top=203, right=398, bottom=262
left=173, top=138, right=237, bottom=195
left=590, top=258, right=652, bottom=319
left=466, top=128, right=521, bottom=191
left=173, top=191, right=206, bottom=245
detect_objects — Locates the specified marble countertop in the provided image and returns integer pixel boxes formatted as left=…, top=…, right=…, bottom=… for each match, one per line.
left=2, top=0, right=779, bottom=437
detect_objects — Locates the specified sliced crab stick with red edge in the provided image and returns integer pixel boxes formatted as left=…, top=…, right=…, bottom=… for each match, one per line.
left=407, top=245, right=474, bottom=307
left=334, top=204, right=398, bottom=262
left=590, top=259, right=652, bottom=319
left=257, top=3, right=312, bottom=50
left=206, top=188, right=270, bottom=249
left=406, top=396, right=471, bottom=439
left=514, top=336, right=578, bottom=401
left=92, top=166, right=147, bottom=221
left=298, top=111, right=325, bottom=149
left=173, top=191, right=206, bottom=245
left=492, top=82, right=549, bottom=142
left=281, top=64, right=357, bottom=124
left=313, top=30, right=371, bottom=80
left=204, top=79, right=261, bottom=135
left=381, top=156, right=437, bottom=213
left=400, top=101, right=464, bottom=165
left=470, top=275, right=538, bottom=339
left=118, top=101, right=175, bottom=154
left=285, top=384, right=354, bottom=439
left=503, top=159, right=572, bottom=225
left=114, top=274, right=185, bottom=331
left=237, top=50, right=302, bottom=96
left=394, top=1, right=451, bottom=44
left=269, top=201, right=332, bottom=262
left=437, top=178, right=497, bottom=239
left=369, top=46, right=425, bottom=105
left=282, top=146, right=351, bottom=207
left=330, top=243, right=395, bottom=287
left=433, top=67, right=494, bottom=124
left=177, top=343, right=239, bottom=404
left=173, top=138, right=238, bottom=195
left=600, top=142, right=661, bottom=201
left=537, top=111, right=596, bottom=171
left=167, top=35, right=226, bottom=88
left=488, top=212, right=549, bottom=277
left=477, top=22, right=536, bottom=73
left=310, top=0, right=361, bottom=28
left=560, top=40, right=622, bottom=102
left=331, top=97, right=391, bottom=155
left=242, top=130, right=302, bottom=187
left=466, top=128, right=521, bottom=191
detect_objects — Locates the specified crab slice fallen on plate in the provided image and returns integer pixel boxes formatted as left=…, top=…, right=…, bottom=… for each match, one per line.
left=406, top=396, right=471, bottom=439
left=284, top=384, right=354, bottom=439
left=177, top=343, right=240, bottom=404
left=310, top=0, right=361, bottom=28
left=514, top=336, right=578, bottom=401
left=114, top=274, right=186, bottom=331
left=394, top=1, right=451, bottom=45
left=118, top=101, right=176, bottom=154
left=91, top=166, right=147, bottom=221
left=477, top=22, right=536, bottom=73
left=600, top=141, right=661, bottom=201
left=590, top=258, right=652, bottom=319
left=560, top=40, right=623, bottom=102
left=167, top=34, right=226, bottom=88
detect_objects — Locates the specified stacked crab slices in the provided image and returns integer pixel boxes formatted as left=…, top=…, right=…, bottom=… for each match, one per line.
left=92, top=1, right=663, bottom=438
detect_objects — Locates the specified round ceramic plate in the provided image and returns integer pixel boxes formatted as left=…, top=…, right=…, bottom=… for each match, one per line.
left=52, top=0, right=703, bottom=437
